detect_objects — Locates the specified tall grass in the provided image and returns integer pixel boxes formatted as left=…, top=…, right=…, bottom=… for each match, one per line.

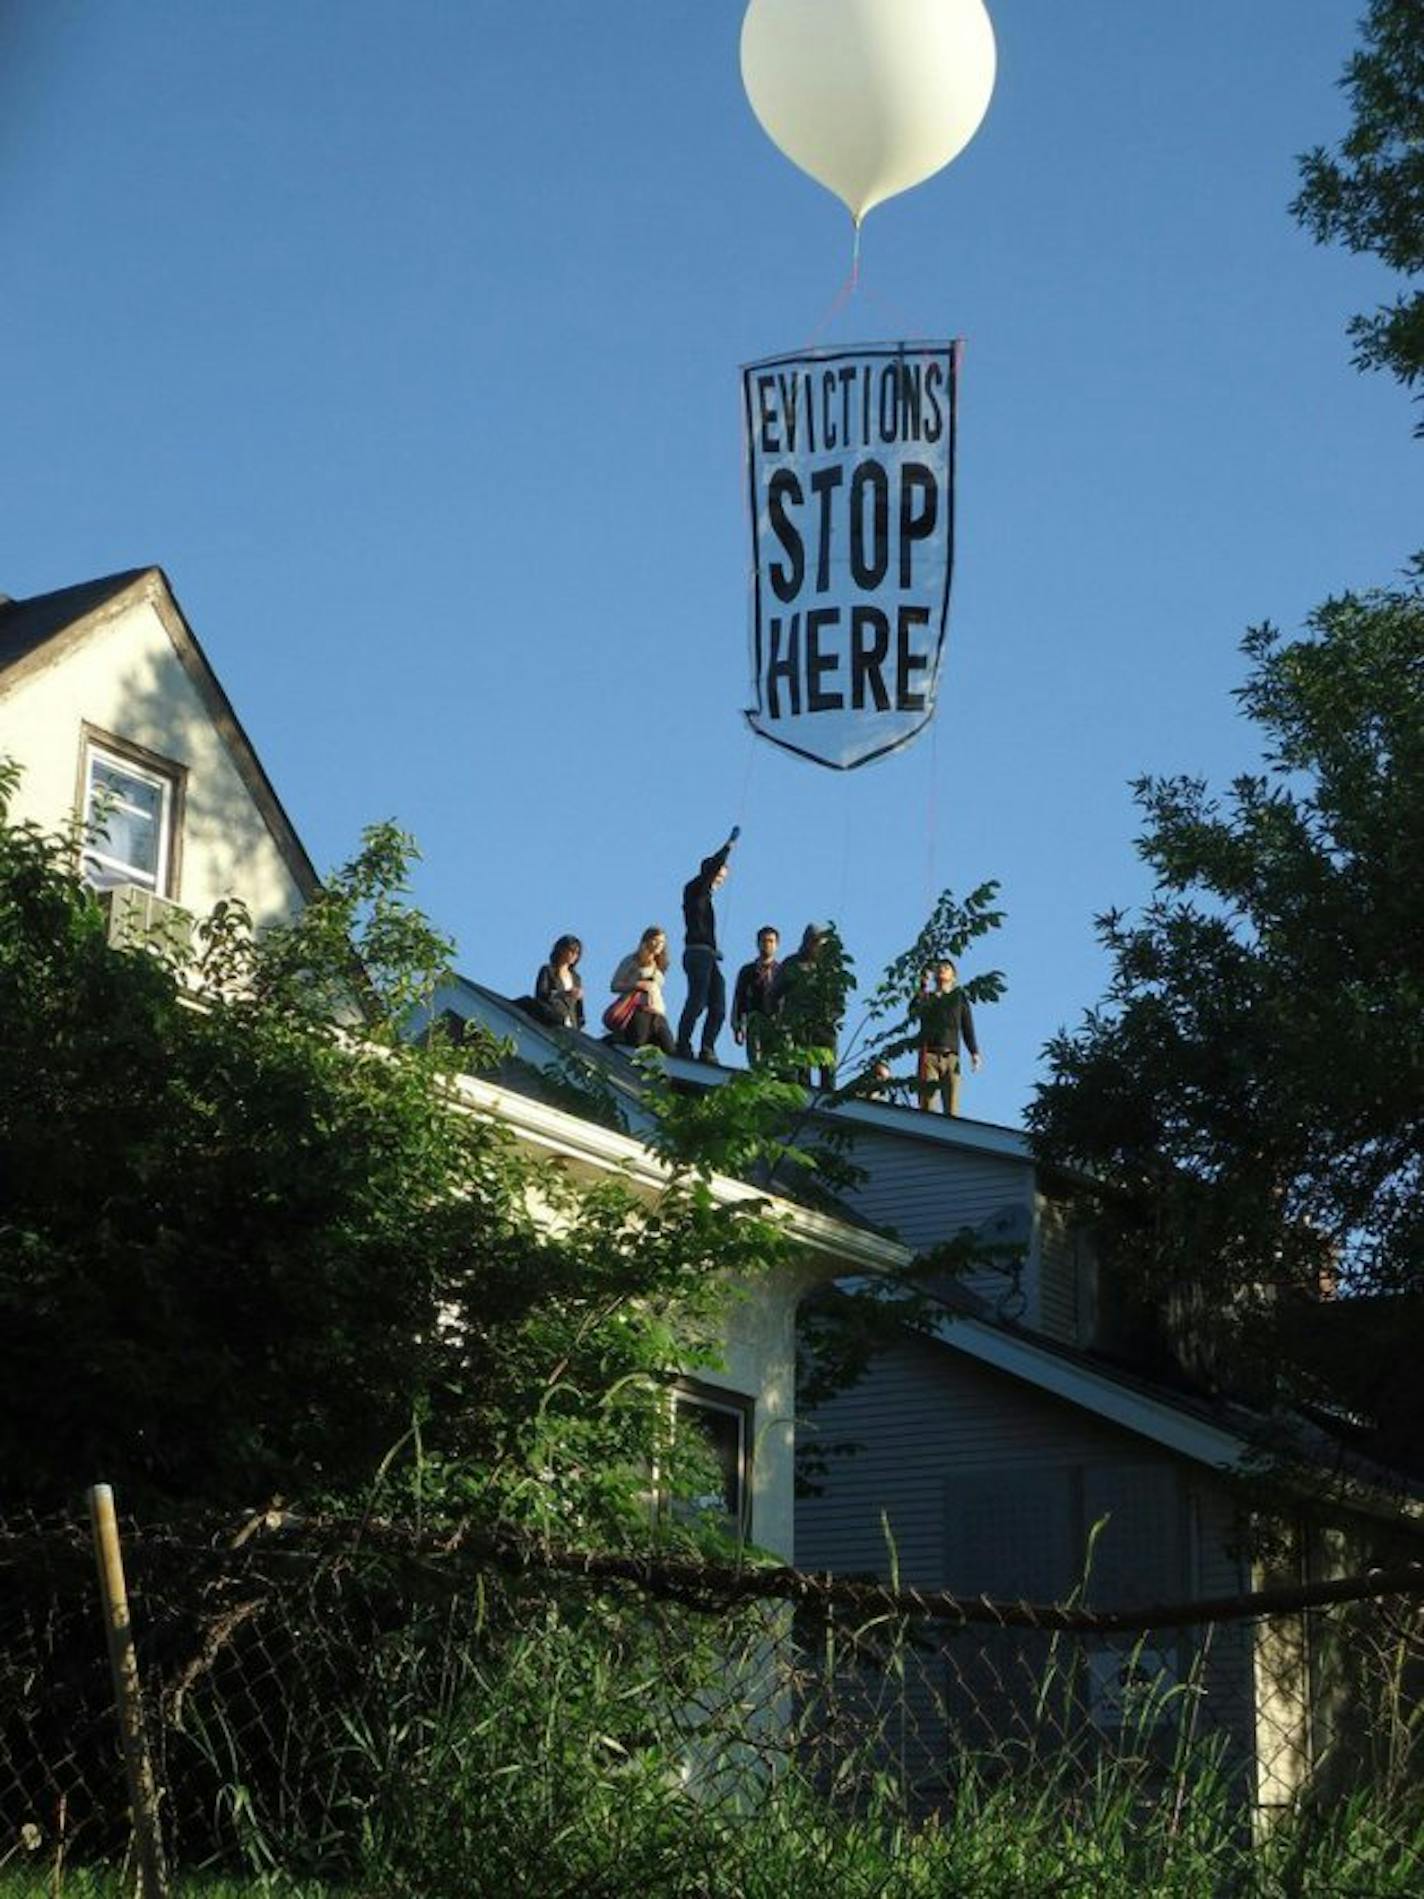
left=163, top=1590, right=1423, bottom=1899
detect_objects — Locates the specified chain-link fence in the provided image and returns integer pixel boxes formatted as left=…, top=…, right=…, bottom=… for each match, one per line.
left=3, top=1509, right=1422, bottom=1895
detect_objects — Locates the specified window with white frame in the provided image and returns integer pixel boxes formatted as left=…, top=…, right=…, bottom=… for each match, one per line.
left=668, top=1381, right=753, bottom=1535
left=81, top=741, right=178, bottom=894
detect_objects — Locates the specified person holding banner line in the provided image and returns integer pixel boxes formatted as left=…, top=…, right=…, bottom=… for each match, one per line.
left=609, top=927, right=676, bottom=1057
left=675, top=826, right=740, bottom=1064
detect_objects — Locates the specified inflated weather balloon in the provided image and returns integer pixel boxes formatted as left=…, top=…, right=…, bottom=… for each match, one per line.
left=740, top=0, right=997, bottom=225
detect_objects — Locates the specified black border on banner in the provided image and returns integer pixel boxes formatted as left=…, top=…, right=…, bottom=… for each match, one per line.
left=740, top=339, right=962, bottom=771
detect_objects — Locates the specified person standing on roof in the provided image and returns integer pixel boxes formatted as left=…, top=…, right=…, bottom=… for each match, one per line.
left=911, top=959, right=983, bottom=1116
left=770, top=922, right=839, bottom=1091
left=675, top=825, right=740, bottom=1063
left=732, top=924, right=781, bottom=1068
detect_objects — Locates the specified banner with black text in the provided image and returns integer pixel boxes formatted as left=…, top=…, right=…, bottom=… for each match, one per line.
left=742, top=341, right=959, bottom=770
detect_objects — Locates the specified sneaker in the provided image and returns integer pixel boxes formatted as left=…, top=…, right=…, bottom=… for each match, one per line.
left=698, top=1047, right=719, bottom=1065
left=675, top=1041, right=695, bottom=1061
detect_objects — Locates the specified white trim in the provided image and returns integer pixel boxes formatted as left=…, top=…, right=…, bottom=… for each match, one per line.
left=917, top=1313, right=1423, bottom=1522
left=659, top=1050, right=1038, bottom=1164
left=937, top=1316, right=1252, bottom=1473
left=446, top=1067, right=913, bottom=1277
left=670, top=1380, right=754, bottom=1533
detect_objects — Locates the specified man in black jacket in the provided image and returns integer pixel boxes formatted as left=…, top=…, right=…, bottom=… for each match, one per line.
left=911, top=960, right=982, bottom=1115
left=676, top=825, right=739, bottom=1062
left=732, top=925, right=781, bottom=1067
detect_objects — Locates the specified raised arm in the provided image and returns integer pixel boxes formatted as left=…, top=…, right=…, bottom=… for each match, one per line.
left=689, top=825, right=740, bottom=895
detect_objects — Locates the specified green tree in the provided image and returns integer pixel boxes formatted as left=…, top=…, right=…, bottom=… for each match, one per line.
left=0, top=765, right=787, bottom=1527
left=1032, top=3, right=1424, bottom=1463
left=1028, top=575, right=1424, bottom=1449
left=1293, top=0, right=1424, bottom=420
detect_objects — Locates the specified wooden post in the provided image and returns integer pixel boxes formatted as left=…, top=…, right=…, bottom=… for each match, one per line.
left=87, top=1484, right=169, bottom=1899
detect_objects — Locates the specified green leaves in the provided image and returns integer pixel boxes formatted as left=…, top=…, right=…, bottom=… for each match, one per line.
left=1029, top=575, right=1424, bottom=1446
left=1292, top=0, right=1424, bottom=420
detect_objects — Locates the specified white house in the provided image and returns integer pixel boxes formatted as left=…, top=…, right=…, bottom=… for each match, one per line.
left=0, top=568, right=317, bottom=933
left=9, top=565, right=1415, bottom=1810
left=0, top=565, right=903, bottom=1565
left=424, top=978, right=1424, bottom=1813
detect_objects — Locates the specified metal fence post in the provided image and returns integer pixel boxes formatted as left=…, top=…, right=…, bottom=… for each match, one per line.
left=87, top=1484, right=169, bottom=1899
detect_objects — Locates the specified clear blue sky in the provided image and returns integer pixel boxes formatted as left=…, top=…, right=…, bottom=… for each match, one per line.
left=3, top=2, right=1417, bottom=1125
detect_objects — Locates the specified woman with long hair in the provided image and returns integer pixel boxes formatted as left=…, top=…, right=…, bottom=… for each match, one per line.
left=530, top=933, right=585, bottom=1031
left=609, top=925, right=675, bottom=1055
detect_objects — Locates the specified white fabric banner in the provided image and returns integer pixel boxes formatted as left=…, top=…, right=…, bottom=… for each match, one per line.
left=742, top=341, right=959, bottom=770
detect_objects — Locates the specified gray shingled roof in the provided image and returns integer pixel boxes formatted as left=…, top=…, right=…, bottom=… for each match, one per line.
left=0, top=570, right=150, bottom=675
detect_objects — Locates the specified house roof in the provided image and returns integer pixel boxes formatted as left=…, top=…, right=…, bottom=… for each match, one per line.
left=431, top=976, right=1415, bottom=1508
left=426, top=975, right=885, bottom=1231
left=424, top=973, right=655, bottom=1124
left=658, top=1049, right=1040, bottom=1164
left=904, top=1289, right=1424, bottom=1524
left=0, top=567, right=320, bottom=900
left=423, top=972, right=1053, bottom=1175
left=445, top=1061, right=911, bottom=1281
left=0, top=571, right=152, bottom=673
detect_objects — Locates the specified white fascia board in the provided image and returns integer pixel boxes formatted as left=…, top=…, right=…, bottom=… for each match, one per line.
left=832, top=1097, right=1037, bottom=1162
left=660, top=1055, right=1036, bottom=1165
left=448, top=1069, right=914, bottom=1277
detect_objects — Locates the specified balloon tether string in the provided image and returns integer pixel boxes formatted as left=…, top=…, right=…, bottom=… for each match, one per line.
left=926, top=715, right=941, bottom=919
left=805, top=215, right=864, bottom=346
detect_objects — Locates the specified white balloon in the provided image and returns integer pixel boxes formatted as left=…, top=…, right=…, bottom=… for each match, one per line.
left=740, top=0, right=997, bottom=224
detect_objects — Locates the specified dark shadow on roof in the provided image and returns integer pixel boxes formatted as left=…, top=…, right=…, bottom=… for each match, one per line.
left=0, top=570, right=149, bottom=674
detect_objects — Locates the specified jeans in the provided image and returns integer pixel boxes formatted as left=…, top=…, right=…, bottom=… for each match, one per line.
left=677, top=945, right=726, bottom=1056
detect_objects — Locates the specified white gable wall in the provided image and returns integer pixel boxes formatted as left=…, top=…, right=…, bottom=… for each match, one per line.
left=0, top=593, right=305, bottom=927
left=712, top=1263, right=818, bottom=1559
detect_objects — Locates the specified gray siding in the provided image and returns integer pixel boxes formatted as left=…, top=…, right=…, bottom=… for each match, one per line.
left=838, top=1128, right=1034, bottom=1313
left=797, top=1331, right=1259, bottom=1781
left=1034, top=1194, right=1080, bottom=1345
left=799, top=1331, right=1189, bottom=1590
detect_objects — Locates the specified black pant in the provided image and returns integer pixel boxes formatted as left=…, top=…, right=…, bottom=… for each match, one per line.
left=627, top=1008, right=675, bottom=1056
left=677, top=945, right=725, bottom=1056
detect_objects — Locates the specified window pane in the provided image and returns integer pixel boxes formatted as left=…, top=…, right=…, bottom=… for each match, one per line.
left=676, top=1395, right=745, bottom=1521
left=87, top=756, right=163, bottom=880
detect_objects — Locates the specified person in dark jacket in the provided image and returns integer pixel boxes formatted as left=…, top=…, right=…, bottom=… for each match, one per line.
left=732, top=925, right=780, bottom=1067
left=770, top=922, right=839, bottom=1090
left=530, top=934, right=585, bottom=1031
left=911, top=959, right=982, bottom=1115
left=675, top=825, right=739, bottom=1062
